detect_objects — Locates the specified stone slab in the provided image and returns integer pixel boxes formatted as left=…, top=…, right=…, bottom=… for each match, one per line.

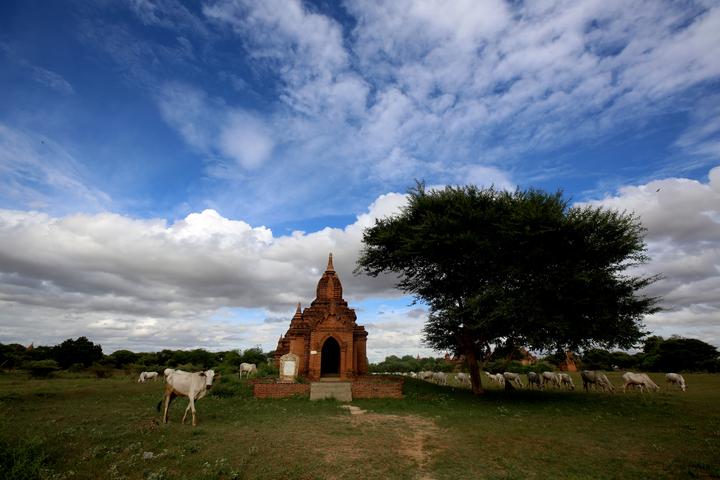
left=310, top=382, right=352, bottom=402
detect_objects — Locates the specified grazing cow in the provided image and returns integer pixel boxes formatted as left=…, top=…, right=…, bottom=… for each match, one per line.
left=419, top=371, right=434, bottom=381
left=622, top=372, right=659, bottom=392
left=158, top=369, right=216, bottom=426
left=541, top=371, right=561, bottom=388
left=558, top=373, right=575, bottom=390
left=580, top=370, right=615, bottom=392
left=432, top=371, right=448, bottom=386
left=239, top=363, right=257, bottom=378
left=503, top=372, right=524, bottom=388
left=456, top=372, right=470, bottom=387
left=484, top=371, right=505, bottom=386
left=527, top=372, right=543, bottom=389
left=138, top=371, right=159, bottom=383
left=665, top=373, right=686, bottom=392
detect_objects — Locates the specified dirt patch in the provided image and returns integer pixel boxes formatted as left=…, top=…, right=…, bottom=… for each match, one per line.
left=349, top=412, right=444, bottom=480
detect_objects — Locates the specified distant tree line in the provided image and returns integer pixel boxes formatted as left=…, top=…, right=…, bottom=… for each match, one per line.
left=369, top=355, right=458, bottom=373
left=371, top=336, right=719, bottom=374
left=0, top=336, right=275, bottom=378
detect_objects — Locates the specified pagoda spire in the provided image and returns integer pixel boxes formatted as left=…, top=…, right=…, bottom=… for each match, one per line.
left=326, top=252, right=334, bottom=272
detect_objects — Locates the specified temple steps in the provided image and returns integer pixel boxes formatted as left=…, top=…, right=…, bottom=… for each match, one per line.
left=310, top=381, right=352, bottom=401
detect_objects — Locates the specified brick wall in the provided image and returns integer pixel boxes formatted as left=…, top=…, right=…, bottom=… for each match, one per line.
left=252, top=376, right=404, bottom=399
left=351, top=377, right=404, bottom=399
left=253, top=382, right=310, bottom=399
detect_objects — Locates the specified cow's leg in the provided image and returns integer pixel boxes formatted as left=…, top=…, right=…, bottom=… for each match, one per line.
left=163, top=390, right=176, bottom=423
left=185, top=396, right=197, bottom=426
left=182, top=400, right=191, bottom=424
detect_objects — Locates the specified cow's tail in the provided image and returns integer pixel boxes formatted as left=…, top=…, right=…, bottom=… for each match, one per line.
left=156, top=399, right=163, bottom=412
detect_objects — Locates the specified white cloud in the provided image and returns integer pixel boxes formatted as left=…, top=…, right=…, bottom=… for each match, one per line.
left=219, top=112, right=274, bottom=169
left=156, top=82, right=275, bottom=171
left=0, top=193, right=407, bottom=354
left=0, top=124, right=110, bottom=213
left=587, top=166, right=720, bottom=347
left=2, top=168, right=719, bottom=355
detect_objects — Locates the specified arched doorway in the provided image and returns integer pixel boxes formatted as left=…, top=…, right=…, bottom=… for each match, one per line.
left=321, top=337, right=340, bottom=376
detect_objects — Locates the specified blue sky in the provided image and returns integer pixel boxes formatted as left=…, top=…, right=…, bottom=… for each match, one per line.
left=1, top=0, right=719, bottom=360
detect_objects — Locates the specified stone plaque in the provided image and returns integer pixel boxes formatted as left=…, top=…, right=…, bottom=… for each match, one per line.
left=279, top=353, right=300, bottom=382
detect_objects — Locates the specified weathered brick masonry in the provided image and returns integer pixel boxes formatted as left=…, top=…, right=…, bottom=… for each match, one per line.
left=351, top=376, right=404, bottom=399
left=253, top=381, right=310, bottom=399
left=251, top=377, right=404, bottom=399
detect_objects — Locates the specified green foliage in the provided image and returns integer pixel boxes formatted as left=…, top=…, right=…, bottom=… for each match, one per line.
left=66, top=363, right=85, bottom=373
left=107, top=349, right=139, bottom=368
left=25, top=360, right=59, bottom=378
left=370, top=355, right=456, bottom=373
left=657, top=337, right=719, bottom=372
left=0, top=343, right=27, bottom=370
left=88, top=362, right=113, bottom=378
left=169, top=349, right=217, bottom=369
left=52, top=336, right=103, bottom=369
left=256, top=362, right=278, bottom=377
left=175, top=363, right=203, bottom=372
left=209, top=375, right=252, bottom=398
left=0, top=436, right=53, bottom=480
left=240, top=347, right=266, bottom=365
left=357, top=183, right=660, bottom=392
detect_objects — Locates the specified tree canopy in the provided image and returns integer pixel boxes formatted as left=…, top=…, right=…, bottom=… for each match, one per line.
left=356, top=184, right=660, bottom=393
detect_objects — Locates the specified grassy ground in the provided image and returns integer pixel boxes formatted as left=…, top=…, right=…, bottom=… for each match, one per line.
left=0, top=371, right=718, bottom=480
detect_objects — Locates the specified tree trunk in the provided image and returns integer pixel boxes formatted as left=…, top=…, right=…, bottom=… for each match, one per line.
left=464, top=349, right=485, bottom=394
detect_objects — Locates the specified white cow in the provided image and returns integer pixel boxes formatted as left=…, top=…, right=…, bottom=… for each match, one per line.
left=527, top=372, right=543, bottom=389
left=418, top=371, right=434, bottom=381
left=432, top=371, right=448, bottom=386
left=622, top=372, right=659, bottom=392
left=558, top=373, right=575, bottom=390
left=580, top=370, right=615, bottom=392
left=159, top=369, right=216, bottom=426
left=665, top=373, right=686, bottom=392
left=239, top=363, right=257, bottom=378
left=541, top=371, right=561, bottom=388
left=138, top=371, right=159, bottom=383
left=503, top=372, right=524, bottom=388
left=456, top=372, right=470, bottom=387
left=484, top=371, right=505, bottom=386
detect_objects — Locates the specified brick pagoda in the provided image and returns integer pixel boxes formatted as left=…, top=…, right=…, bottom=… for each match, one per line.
left=274, top=254, right=368, bottom=380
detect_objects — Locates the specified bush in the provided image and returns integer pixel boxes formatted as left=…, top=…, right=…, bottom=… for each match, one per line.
left=175, top=363, right=203, bottom=372
left=256, top=363, right=278, bottom=377
left=210, top=375, right=252, bottom=398
left=26, top=360, right=59, bottom=378
left=67, top=363, right=85, bottom=373
left=88, top=363, right=113, bottom=378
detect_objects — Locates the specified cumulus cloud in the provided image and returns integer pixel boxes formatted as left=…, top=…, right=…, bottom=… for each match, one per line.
left=5, top=167, right=720, bottom=360
left=1, top=168, right=719, bottom=355
left=0, top=193, right=407, bottom=354
left=587, top=166, right=720, bottom=347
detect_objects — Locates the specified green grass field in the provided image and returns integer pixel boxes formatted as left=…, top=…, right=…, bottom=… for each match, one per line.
left=1, top=371, right=718, bottom=480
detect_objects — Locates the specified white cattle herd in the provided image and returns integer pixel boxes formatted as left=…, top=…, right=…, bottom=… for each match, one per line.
left=386, top=369, right=686, bottom=394
left=135, top=364, right=686, bottom=427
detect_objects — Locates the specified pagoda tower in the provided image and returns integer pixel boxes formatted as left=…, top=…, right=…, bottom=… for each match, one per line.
left=275, top=254, right=368, bottom=380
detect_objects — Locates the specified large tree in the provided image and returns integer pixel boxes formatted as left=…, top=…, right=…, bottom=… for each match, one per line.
left=356, top=184, right=659, bottom=394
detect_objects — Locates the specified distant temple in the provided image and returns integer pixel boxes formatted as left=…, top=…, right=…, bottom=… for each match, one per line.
left=274, top=254, right=368, bottom=380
